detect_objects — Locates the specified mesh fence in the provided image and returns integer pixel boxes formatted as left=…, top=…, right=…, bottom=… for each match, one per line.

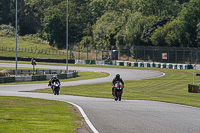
left=1, top=45, right=200, bottom=63
left=72, top=45, right=200, bottom=64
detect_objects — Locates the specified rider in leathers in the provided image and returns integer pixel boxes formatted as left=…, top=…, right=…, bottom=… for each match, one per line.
left=48, top=76, right=60, bottom=92
left=112, top=74, right=124, bottom=96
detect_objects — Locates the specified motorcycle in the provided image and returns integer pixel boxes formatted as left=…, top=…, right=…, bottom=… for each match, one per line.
left=52, top=81, right=60, bottom=95
left=113, top=81, right=124, bottom=101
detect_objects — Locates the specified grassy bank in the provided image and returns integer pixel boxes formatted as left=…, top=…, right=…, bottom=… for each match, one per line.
left=0, top=36, right=66, bottom=59
left=0, top=50, right=66, bottom=59
left=0, top=96, right=81, bottom=133
left=0, top=36, right=54, bottom=50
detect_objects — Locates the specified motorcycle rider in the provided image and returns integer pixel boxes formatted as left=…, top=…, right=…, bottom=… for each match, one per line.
left=48, top=75, right=60, bottom=92
left=112, top=74, right=124, bottom=96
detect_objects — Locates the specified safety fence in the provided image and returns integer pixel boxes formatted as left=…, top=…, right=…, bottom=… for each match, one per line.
left=131, top=46, right=200, bottom=64
left=2, top=45, right=200, bottom=63
left=70, top=45, right=200, bottom=63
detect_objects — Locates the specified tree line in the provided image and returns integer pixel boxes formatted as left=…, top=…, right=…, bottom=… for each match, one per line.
left=0, top=0, right=199, bottom=50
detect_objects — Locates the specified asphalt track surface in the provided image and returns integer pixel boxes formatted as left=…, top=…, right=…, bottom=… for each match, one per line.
left=1, top=63, right=200, bottom=133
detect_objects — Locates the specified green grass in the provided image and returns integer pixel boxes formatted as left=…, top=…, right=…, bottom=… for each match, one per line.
left=32, top=67, right=200, bottom=108
left=0, top=36, right=100, bottom=60
left=0, top=36, right=54, bottom=50
left=0, top=36, right=67, bottom=59
left=0, top=50, right=66, bottom=59
left=0, top=96, right=81, bottom=133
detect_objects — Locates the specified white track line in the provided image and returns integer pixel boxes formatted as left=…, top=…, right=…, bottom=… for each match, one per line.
left=68, top=101, right=99, bottom=133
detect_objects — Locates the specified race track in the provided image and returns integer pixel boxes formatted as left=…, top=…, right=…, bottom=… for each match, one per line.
left=1, top=63, right=200, bottom=133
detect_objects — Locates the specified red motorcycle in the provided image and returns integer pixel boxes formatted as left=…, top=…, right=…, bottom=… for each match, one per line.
left=114, top=81, right=124, bottom=101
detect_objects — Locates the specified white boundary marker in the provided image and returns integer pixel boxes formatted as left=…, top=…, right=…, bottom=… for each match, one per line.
left=68, top=101, right=99, bottom=133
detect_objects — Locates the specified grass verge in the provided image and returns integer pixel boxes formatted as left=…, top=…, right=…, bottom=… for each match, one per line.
left=0, top=96, right=81, bottom=133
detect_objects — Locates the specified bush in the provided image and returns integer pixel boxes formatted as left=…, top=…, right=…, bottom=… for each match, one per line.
left=20, top=34, right=49, bottom=45
left=0, top=24, right=15, bottom=37
left=0, top=69, right=9, bottom=77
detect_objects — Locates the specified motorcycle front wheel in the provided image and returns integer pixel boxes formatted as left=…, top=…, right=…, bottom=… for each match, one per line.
left=118, top=91, right=122, bottom=101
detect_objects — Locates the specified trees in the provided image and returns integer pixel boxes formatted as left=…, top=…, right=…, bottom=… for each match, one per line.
left=93, top=11, right=120, bottom=48
left=136, top=0, right=181, bottom=17
left=150, top=19, right=185, bottom=47
left=44, top=0, right=91, bottom=48
left=0, top=0, right=15, bottom=25
left=197, top=23, right=200, bottom=46
left=1, top=0, right=200, bottom=50
left=177, top=0, right=200, bottom=47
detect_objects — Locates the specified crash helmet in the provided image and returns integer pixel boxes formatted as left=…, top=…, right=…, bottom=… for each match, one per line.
left=116, top=74, right=120, bottom=79
left=52, top=75, right=57, bottom=79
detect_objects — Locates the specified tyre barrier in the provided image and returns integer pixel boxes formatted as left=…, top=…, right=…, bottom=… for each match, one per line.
left=0, top=77, right=15, bottom=83
left=188, top=84, right=200, bottom=93
left=0, top=71, right=78, bottom=83
left=75, top=59, right=194, bottom=69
